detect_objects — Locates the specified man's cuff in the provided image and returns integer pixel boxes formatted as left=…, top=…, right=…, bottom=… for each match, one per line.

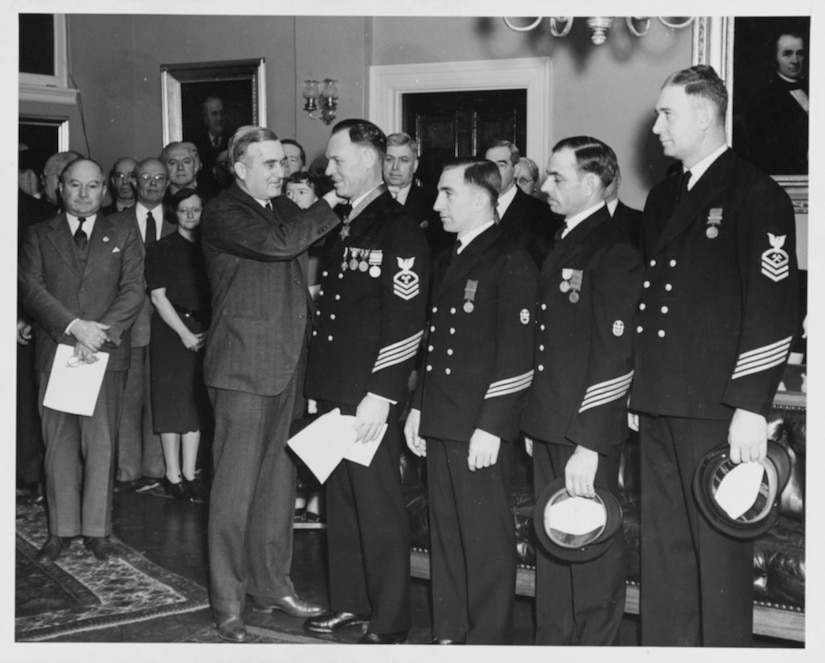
left=367, top=391, right=398, bottom=406
left=65, top=318, right=80, bottom=336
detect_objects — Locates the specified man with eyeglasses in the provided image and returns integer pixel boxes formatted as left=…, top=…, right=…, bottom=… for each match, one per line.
left=102, top=157, right=137, bottom=216
left=108, top=159, right=176, bottom=493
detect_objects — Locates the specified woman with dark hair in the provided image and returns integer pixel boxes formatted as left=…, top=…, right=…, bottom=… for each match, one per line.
left=145, top=188, right=211, bottom=499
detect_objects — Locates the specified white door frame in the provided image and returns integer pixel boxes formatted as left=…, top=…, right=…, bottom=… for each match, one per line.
left=369, top=57, right=552, bottom=168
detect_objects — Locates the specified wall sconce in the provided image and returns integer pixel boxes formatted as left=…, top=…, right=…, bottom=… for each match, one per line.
left=303, top=78, right=339, bottom=125
left=504, top=16, right=695, bottom=46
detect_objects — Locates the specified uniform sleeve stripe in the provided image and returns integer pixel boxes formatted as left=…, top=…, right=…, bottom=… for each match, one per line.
left=736, top=336, right=793, bottom=360
left=578, top=389, right=629, bottom=413
left=372, top=330, right=424, bottom=373
left=581, top=371, right=634, bottom=399
left=731, top=356, right=789, bottom=380
left=484, top=371, right=534, bottom=399
left=734, top=347, right=790, bottom=372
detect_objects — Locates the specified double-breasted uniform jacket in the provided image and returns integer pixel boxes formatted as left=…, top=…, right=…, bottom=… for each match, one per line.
left=612, top=199, right=642, bottom=248
left=201, top=183, right=338, bottom=397
left=414, top=224, right=539, bottom=444
left=305, top=187, right=430, bottom=406
left=521, top=206, right=643, bottom=451
left=499, top=187, right=562, bottom=267
left=19, top=212, right=145, bottom=373
left=107, top=206, right=176, bottom=348
left=630, top=149, right=799, bottom=420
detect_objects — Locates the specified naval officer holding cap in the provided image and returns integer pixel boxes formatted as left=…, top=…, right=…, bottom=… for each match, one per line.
left=521, top=136, right=642, bottom=645
left=630, top=66, right=799, bottom=647
left=405, top=157, right=538, bottom=645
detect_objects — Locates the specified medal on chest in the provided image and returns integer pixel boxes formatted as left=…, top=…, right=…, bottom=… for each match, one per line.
left=463, top=279, right=478, bottom=313
left=706, top=208, right=723, bottom=239
left=559, top=268, right=583, bottom=303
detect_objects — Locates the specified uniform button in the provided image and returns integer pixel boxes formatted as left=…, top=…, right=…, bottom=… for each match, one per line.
left=660, top=306, right=668, bottom=314
left=539, top=344, right=544, bottom=351
left=665, top=283, right=673, bottom=291
left=669, top=259, right=677, bottom=267
left=428, top=345, right=434, bottom=351
left=658, top=330, right=666, bottom=338
left=330, top=314, right=336, bottom=320
left=643, top=280, right=650, bottom=288
left=538, top=365, right=545, bottom=372
left=327, top=335, right=333, bottom=341
left=540, top=324, right=546, bottom=331
left=312, top=330, right=317, bottom=336
left=450, top=307, right=456, bottom=314
left=335, top=294, right=341, bottom=301
left=338, top=273, right=343, bottom=279
left=636, top=326, right=643, bottom=333
left=541, top=303, right=547, bottom=311
left=650, top=259, right=656, bottom=267
left=449, top=328, right=456, bottom=334
left=447, top=349, right=454, bottom=355
left=322, top=271, right=329, bottom=277
left=430, top=325, right=436, bottom=332
left=432, top=306, right=438, bottom=313
left=639, top=303, right=646, bottom=311
left=319, top=290, right=324, bottom=297
left=445, top=368, right=451, bottom=375
left=426, top=365, right=433, bottom=372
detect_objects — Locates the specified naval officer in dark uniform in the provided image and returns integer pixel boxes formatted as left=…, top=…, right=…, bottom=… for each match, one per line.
left=405, top=158, right=538, bottom=644
left=631, top=65, right=799, bottom=646
left=521, top=137, right=642, bottom=645
left=303, top=119, right=429, bottom=644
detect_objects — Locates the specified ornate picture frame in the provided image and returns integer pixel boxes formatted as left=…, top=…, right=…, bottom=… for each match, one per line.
left=160, top=58, right=267, bottom=146
left=693, top=17, right=808, bottom=214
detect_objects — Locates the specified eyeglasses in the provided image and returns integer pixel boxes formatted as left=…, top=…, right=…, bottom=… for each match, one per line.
left=517, top=177, right=535, bottom=186
left=138, top=174, right=168, bottom=184
left=113, top=172, right=135, bottom=181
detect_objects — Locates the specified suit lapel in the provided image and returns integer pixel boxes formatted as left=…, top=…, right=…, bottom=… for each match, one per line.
left=44, top=213, right=83, bottom=277
left=83, top=215, right=115, bottom=277
left=437, top=225, right=500, bottom=297
left=653, top=150, right=734, bottom=255
left=542, top=207, right=609, bottom=277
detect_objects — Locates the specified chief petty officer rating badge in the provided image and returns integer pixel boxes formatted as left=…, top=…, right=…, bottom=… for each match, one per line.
left=393, top=257, right=420, bottom=300
left=761, top=233, right=790, bottom=282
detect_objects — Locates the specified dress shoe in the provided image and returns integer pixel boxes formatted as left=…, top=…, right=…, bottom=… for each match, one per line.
left=431, top=638, right=462, bottom=644
left=163, top=477, right=189, bottom=500
left=215, top=613, right=248, bottom=643
left=304, top=610, right=370, bottom=633
left=359, top=631, right=408, bottom=644
left=250, top=594, right=325, bottom=618
left=36, top=535, right=69, bottom=563
left=83, top=536, right=117, bottom=561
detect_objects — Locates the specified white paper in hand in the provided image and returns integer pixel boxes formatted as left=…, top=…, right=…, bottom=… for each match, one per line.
left=343, top=418, right=387, bottom=467
left=43, top=344, right=110, bottom=416
left=714, top=462, right=765, bottom=520
left=545, top=497, right=606, bottom=535
left=287, top=409, right=354, bottom=483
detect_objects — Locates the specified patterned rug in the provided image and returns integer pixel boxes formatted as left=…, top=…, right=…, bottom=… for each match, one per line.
left=15, top=503, right=210, bottom=642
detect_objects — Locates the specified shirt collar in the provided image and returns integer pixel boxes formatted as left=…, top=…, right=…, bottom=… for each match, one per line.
left=563, top=201, right=605, bottom=237
left=496, top=185, right=518, bottom=217
left=66, top=212, right=97, bottom=234
left=457, top=219, right=496, bottom=253
left=349, top=183, right=384, bottom=211
left=606, top=198, right=619, bottom=216
left=685, top=144, right=728, bottom=190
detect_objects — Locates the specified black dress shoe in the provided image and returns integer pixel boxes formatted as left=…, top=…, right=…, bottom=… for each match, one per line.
left=163, top=477, right=189, bottom=500
left=250, top=594, right=325, bottom=618
left=359, top=631, right=408, bottom=644
left=215, top=613, right=248, bottom=643
left=83, top=536, right=117, bottom=561
left=36, top=535, right=69, bottom=563
left=304, top=610, right=370, bottom=633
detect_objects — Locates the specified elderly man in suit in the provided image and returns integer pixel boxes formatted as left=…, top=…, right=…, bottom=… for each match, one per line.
left=161, top=141, right=201, bottom=196
left=101, top=157, right=137, bottom=216
left=484, top=140, right=561, bottom=266
left=109, top=158, right=176, bottom=492
left=383, top=132, right=450, bottom=255
left=201, top=125, right=340, bottom=642
left=631, top=65, right=799, bottom=646
left=522, top=137, right=643, bottom=645
left=19, top=158, right=144, bottom=563
left=303, top=119, right=429, bottom=644
left=405, top=158, right=538, bottom=644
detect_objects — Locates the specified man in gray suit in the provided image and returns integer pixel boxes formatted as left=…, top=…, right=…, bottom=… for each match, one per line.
left=108, top=158, right=176, bottom=491
left=19, top=158, right=144, bottom=563
left=200, top=126, right=340, bottom=642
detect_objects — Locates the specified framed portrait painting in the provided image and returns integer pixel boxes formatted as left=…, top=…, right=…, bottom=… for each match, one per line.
left=161, top=58, right=267, bottom=146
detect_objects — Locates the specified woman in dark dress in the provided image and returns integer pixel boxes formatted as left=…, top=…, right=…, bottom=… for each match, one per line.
left=145, top=188, right=211, bottom=499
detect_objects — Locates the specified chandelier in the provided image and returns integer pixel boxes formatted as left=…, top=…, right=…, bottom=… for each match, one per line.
left=503, top=17, right=696, bottom=46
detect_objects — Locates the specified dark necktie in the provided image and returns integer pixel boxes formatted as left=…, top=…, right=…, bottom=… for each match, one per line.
left=265, top=201, right=274, bottom=216
left=74, top=217, right=88, bottom=250
left=676, top=169, right=691, bottom=204
left=145, top=211, right=157, bottom=248
left=451, top=239, right=462, bottom=261
left=554, top=221, right=568, bottom=242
